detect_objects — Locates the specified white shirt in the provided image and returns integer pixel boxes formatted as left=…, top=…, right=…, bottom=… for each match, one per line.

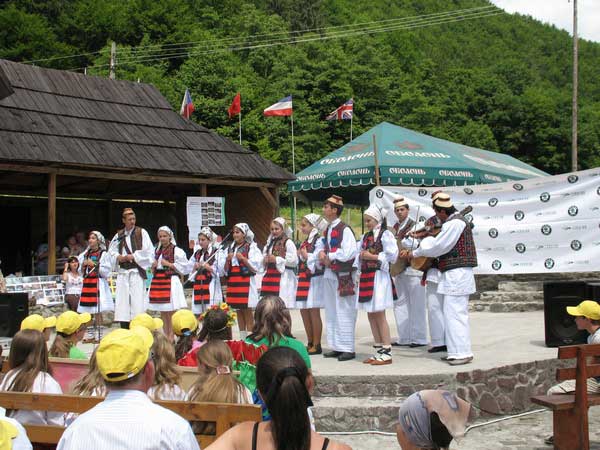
left=57, top=389, right=200, bottom=450
left=0, top=416, right=33, bottom=450
left=0, top=371, right=64, bottom=426
left=109, top=227, right=154, bottom=272
left=314, top=218, right=357, bottom=281
left=147, top=384, right=186, bottom=401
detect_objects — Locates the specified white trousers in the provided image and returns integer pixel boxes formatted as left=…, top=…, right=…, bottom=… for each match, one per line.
left=115, top=270, right=146, bottom=322
left=427, top=282, right=445, bottom=347
left=444, top=294, right=473, bottom=359
left=323, top=278, right=357, bottom=353
left=393, top=274, right=427, bottom=345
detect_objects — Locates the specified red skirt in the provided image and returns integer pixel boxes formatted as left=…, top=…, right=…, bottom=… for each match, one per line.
left=149, top=271, right=172, bottom=304
left=193, top=271, right=212, bottom=306
left=80, top=273, right=99, bottom=307
left=226, top=265, right=251, bottom=309
left=260, top=264, right=281, bottom=296
left=358, top=269, right=377, bottom=303
left=295, top=268, right=311, bottom=302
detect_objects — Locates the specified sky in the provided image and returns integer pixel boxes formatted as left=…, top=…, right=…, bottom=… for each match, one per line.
left=490, top=0, right=600, bottom=42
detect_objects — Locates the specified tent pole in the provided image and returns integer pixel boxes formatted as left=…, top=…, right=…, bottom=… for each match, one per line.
left=372, top=134, right=381, bottom=186
left=360, top=204, right=364, bottom=234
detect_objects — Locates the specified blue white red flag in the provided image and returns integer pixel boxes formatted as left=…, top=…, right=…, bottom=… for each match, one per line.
left=326, top=98, right=353, bottom=121
left=180, top=89, right=195, bottom=119
left=263, top=95, right=293, bottom=116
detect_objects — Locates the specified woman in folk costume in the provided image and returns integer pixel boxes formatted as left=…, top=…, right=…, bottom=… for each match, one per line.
left=297, top=213, right=328, bottom=355
left=355, top=205, right=398, bottom=365
left=260, top=217, right=298, bottom=309
left=146, top=226, right=190, bottom=341
left=77, top=231, right=114, bottom=331
left=221, top=223, right=262, bottom=339
left=187, top=227, right=223, bottom=314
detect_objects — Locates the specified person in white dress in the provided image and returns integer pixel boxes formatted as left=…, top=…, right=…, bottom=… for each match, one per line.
left=355, top=205, right=398, bottom=365
left=297, top=213, right=328, bottom=355
left=220, top=223, right=262, bottom=339
left=108, top=207, right=154, bottom=329
left=146, top=226, right=190, bottom=341
left=187, top=227, right=223, bottom=314
left=261, top=217, right=298, bottom=309
left=77, top=231, right=114, bottom=333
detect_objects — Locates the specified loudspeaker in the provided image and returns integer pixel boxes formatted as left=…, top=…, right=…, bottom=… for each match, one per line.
left=0, top=293, right=29, bottom=337
left=586, top=282, right=600, bottom=302
left=543, top=281, right=589, bottom=347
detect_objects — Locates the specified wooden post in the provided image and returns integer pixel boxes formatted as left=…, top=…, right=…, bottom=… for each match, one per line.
left=48, top=173, right=56, bottom=275
left=200, top=184, right=207, bottom=197
left=109, top=41, right=116, bottom=80
left=372, top=134, right=381, bottom=186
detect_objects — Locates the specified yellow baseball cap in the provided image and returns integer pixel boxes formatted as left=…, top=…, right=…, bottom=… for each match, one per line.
left=130, top=313, right=164, bottom=331
left=0, top=419, right=18, bottom=450
left=567, top=300, right=600, bottom=320
left=20, top=314, right=57, bottom=332
left=172, top=309, right=198, bottom=336
left=96, top=327, right=154, bottom=382
left=56, top=311, right=92, bottom=335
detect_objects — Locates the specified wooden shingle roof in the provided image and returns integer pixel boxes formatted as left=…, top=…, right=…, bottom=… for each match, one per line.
left=0, top=59, right=293, bottom=183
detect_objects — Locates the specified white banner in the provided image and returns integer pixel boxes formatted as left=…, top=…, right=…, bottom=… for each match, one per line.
left=369, top=168, right=600, bottom=274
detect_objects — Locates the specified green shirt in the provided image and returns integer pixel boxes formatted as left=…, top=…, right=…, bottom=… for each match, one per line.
left=245, top=335, right=311, bottom=369
left=69, top=346, right=87, bottom=360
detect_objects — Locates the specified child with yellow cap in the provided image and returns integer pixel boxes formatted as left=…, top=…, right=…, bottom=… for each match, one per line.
left=172, top=309, right=202, bottom=367
left=130, top=313, right=164, bottom=332
left=49, top=311, right=91, bottom=360
left=20, top=314, right=56, bottom=342
left=0, top=416, right=32, bottom=450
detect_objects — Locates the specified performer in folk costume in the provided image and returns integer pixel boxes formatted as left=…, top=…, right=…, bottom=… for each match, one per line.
left=77, top=231, right=114, bottom=331
left=146, top=226, right=190, bottom=341
left=221, top=223, right=262, bottom=339
left=187, top=227, right=223, bottom=314
left=315, top=195, right=358, bottom=362
left=109, top=208, right=154, bottom=329
left=390, top=196, right=427, bottom=348
left=261, top=217, right=298, bottom=309
left=402, top=193, right=477, bottom=366
left=297, top=213, right=328, bottom=355
left=355, top=205, right=398, bottom=365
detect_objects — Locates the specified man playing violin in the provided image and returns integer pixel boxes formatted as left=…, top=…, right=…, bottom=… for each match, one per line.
left=401, top=193, right=477, bottom=366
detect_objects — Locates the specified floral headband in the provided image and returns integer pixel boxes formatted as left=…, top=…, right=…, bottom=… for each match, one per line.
left=199, top=303, right=237, bottom=328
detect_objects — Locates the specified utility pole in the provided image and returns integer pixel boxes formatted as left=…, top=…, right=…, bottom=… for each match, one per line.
left=109, top=41, right=116, bottom=80
left=571, top=0, right=578, bottom=172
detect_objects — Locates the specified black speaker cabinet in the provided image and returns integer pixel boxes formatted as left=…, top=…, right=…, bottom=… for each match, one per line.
left=543, top=281, right=589, bottom=347
left=586, top=282, right=600, bottom=302
left=0, top=293, right=29, bottom=337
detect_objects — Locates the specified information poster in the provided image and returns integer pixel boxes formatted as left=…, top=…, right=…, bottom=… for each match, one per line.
left=186, top=196, right=226, bottom=248
left=5, top=275, right=64, bottom=305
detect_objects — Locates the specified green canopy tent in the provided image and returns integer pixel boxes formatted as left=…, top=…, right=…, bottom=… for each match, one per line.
left=289, top=121, right=548, bottom=205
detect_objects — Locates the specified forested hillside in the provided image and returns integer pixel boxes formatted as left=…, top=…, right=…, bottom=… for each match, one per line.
left=2, top=0, right=600, bottom=175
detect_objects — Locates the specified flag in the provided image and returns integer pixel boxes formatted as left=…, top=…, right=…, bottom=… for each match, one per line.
left=180, top=89, right=194, bottom=119
left=326, top=98, right=353, bottom=121
left=263, top=95, right=293, bottom=116
left=228, top=92, right=241, bottom=118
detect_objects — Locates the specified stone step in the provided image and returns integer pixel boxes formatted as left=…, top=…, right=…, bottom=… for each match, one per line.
left=478, top=291, right=543, bottom=303
left=470, top=301, right=544, bottom=313
left=312, top=396, right=404, bottom=432
left=497, top=281, right=544, bottom=292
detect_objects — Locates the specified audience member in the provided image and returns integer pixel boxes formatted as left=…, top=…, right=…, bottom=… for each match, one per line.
left=205, top=346, right=350, bottom=450
left=396, top=390, right=471, bottom=450
left=147, top=330, right=185, bottom=401
left=57, top=327, right=199, bottom=450
left=0, top=416, right=33, bottom=450
left=0, top=330, right=64, bottom=426
left=20, top=314, right=56, bottom=342
left=130, top=313, right=164, bottom=332
left=173, top=309, right=202, bottom=366
left=198, top=307, right=234, bottom=343
left=49, top=311, right=90, bottom=360
left=62, top=257, right=83, bottom=312
left=66, top=349, right=107, bottom=425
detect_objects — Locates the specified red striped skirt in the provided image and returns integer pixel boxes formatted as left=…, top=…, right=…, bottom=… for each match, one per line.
left=149, top=270, right=172, bottom=304
left=193, top=271, right=212, bottom=306
left=260, top=265, right=281, bottom=296
left=358, top=269, right=377, bottom=303
left=295, top=268, right=311, bottom=302
left=80, top=273, right=99, bottom=307
left=226, top=265, right=251, bottom=309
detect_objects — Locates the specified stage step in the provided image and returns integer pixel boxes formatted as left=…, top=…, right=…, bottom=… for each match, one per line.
left=471, top=289, right=544, bottom=312
left=497, top=281, right=544, bottom=292
left=471, top=301, right=544, bottom=313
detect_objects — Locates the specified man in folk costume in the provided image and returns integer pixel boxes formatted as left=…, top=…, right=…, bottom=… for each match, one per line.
left=390, top=196, right=427, bottom=348
left=402, top=193, right=477, bottom=365
left=315, top=195, right=358, bottom=361
left=109, top=208, right=154, bottom=329
left=187, top=227, right=223, bottom=314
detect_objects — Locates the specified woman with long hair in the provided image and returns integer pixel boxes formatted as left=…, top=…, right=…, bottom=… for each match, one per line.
left=147, top=330, right=185, bottom=400
left=205, top=346, right=350, bottom=450
left=0, top=329, right=64, bottom=425
left=49, top=311, right=90, bottom=359
left=188, top=227, right=224, bottom=313
left=66, top=349, right=107, bottom=425
left=197, top=307, right=233, bottom=343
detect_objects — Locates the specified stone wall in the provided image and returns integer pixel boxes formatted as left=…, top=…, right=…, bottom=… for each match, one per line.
left=475, top=271, right=600, bottom=294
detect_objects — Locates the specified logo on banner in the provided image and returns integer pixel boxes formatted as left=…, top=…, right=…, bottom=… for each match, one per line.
left=418, top=216, right=426, bottom=222
left=544, top=258, right=555, bottom=269
left=488, top=228, right=499, bottom=238
left=515, top=243, right=526, bottom=253
left=488, top=198, right=498, bottom=207
left=418, top=189, right=428, bottom=197
left=464, top=187, right=474, bottom=195
left=513, top=183, right=524, bottom=191
left=491, top=260, right=502, bottom=271
left=541, top=224, right=552, bottom=235
left=571, top=240, right=582, bottom=251
left=568, top=175, right=579, bottom=183
left=568, top=205, right=579, bottom=217
left=514, top=210, right=525, bottom=221
left=540, top=192, right=551, bottom=202
left=376, top=189, right=384, bottom=198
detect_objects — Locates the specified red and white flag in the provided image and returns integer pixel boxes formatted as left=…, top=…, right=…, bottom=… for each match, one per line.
left=228, top=93, right=241, bottom=118
left=263, top=95, right=293, bottom=116
left=326, top=98, right=353, bottom=121
left=180, top=89, right=194, bottom=119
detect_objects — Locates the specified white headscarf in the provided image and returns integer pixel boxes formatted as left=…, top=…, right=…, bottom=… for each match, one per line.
left=272, top=217, right=293, bottom=239
left=364, top=205, right=385, bottom=224
left=157, top=226, right=176, bottom=246
left=234, top=223, right=254, bottom=243
left=199, top=227, right=218, bottom=246
left=86, top=230, right=106, bottom=252
left=304, top=213, right=328, bottom=233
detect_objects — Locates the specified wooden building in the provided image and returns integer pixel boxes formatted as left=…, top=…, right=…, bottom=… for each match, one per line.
left=0, top=59, right=293, bottom=275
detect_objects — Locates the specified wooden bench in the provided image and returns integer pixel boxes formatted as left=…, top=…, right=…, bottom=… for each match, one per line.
left=0, top=391, right=261, bottom=449
left=531, top=343, right=600, bottom=450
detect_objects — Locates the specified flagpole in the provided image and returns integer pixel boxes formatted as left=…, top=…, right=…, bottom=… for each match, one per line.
left=238, top=109, right=242, bottom=145
left=291, top=113, right=297, bottom=240
left=350, top=112, right=353, bottom=142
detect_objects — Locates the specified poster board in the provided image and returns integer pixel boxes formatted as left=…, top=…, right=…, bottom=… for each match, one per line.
left=4, top=275, right=64, bottom=305
left=186, top=196, right=226, bottom=248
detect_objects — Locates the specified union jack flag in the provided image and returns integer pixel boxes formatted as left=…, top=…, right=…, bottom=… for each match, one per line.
left=326, top=98, right=353, bottom=121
